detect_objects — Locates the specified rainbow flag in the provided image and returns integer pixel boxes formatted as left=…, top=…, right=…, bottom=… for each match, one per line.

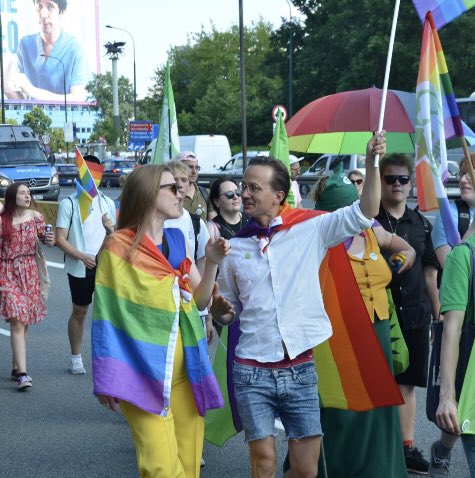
left=415, top=11, right=461, bottom=246
left=205, top=207, right=403, bottom=446
left=85, top=159, right=104, bottom=188
left=75, top=147, right=99, bottom=198
left=92, top=229, right=224, bottom=416
left=75, top=179, right=93, bottom=223
left=412, top=0, right=475, bottom=29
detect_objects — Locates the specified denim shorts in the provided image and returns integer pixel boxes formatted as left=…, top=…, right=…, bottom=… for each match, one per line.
left=232, top=361, right=322, bottom=442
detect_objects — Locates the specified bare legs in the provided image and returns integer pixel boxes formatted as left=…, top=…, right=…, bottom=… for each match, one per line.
left=398, top=384, right=416, bottom=442
left=249, top=435, right=321, bottom=478
left=68, top=304, right=89, bottom=355
left=10, top=318, right=28, bottom=373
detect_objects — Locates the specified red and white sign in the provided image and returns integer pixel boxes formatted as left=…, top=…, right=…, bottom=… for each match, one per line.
left=272, top=105, right=288, bottom=122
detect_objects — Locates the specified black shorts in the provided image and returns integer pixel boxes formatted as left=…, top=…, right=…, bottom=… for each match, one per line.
left=396, top=322, right=430, bottom=388
left=68, top=268, right=96, bottom=306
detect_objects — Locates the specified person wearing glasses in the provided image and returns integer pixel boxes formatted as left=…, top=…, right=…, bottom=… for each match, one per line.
left=348, top=169, right=365, bottom=197
left=376, top=154, right=440, bottom=475
left=211, top=134, right=386, bottom=478
left=178, top=151, right=210, bottom=222
left=92, top=164, right=231, bottom=478
left=207, top=177, right=250, bottom=241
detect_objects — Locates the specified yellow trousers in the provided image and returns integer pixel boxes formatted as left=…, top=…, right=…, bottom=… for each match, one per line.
left=120, top=331, right=204, bottom=478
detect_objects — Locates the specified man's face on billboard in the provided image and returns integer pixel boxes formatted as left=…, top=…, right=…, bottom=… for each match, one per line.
left=35, top=0, right=63, bottom=36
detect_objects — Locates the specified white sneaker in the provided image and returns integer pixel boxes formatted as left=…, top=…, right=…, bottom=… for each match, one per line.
left=69, top=356, right=86, bottom=374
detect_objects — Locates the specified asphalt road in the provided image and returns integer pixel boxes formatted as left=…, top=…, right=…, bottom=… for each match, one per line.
left=0, top=190, right=469, bottom=477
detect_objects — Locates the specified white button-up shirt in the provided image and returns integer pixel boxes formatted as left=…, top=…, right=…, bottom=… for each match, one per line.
left=217, top=201, right=373, bottom=362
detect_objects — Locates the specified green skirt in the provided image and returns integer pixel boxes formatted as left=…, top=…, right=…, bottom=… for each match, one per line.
left=317, top=318, right=407, bottom=478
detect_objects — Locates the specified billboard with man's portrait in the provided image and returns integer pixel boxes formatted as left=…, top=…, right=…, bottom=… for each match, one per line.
left=2, top=0, right=99, bottom=104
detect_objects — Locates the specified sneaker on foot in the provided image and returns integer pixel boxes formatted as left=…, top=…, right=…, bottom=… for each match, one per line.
left=17, top=374, right=32, bottom=391
left=69, top=356, right=86, bottom=374
left=404, top=445, right=429, bottom=475
left=429, top=441, right=451, bottom=478
left=11, top=369, right=32, bottom=382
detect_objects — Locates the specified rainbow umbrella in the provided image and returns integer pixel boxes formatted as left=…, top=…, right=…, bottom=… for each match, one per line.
left=287, top=87, right=475, bottom=155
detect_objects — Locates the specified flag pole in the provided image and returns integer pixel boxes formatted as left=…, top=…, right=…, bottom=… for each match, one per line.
left=374, top=0, right=401, bottom=167
left=168, top=106, right=172, bottom=160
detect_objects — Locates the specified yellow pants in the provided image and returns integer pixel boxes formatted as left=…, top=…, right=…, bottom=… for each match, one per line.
left=120, top=331, right=204, bottom=478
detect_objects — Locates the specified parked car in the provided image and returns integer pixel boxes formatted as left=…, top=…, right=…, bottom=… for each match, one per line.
left=56, top=164, right=79, bottom=186
left=300, top=154, right=366, bottom=195
left=101, top=159, right=137, bottom=188
left=216, top=151, right=302, bottom=175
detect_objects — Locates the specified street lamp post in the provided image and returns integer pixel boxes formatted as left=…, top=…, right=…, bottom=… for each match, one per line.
left=41, top=54, right=68, bottom=158
left=106, top=25, right=136, bottom=121
left=285, top=0, right=293, bottom=118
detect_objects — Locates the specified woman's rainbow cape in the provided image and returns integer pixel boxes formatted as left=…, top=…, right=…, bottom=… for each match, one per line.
left=92, top=229, right=223, bottom=416
left=205, top=208, right=403, bottom=446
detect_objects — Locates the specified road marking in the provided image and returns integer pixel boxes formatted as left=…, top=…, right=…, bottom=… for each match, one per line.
left=46, top=261, right=64, bottom=269
left=0, top=327, right=10, bottom=337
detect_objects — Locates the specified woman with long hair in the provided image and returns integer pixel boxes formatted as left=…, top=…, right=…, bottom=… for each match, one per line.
left=207, top=177, right=249, bottom=241
left=92, top=164, right=232, bottom=478
left=0, top=182, right=54, bottom=390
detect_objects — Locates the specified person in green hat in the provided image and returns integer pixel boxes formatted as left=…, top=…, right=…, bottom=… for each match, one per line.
left=284, top=161, right=415, bottom=477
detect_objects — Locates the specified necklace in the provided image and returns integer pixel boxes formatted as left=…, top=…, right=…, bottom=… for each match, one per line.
left=385, top=209, right=398, bottom=236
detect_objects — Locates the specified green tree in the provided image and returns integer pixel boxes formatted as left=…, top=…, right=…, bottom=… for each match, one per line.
left=286, top=0, right=475, bottom=109
left=149, top=21, right=284, bottom=146
left=49, top=127, right=66, bottom=153
left=86, top=72, right=135, bottom=146
left=22, top=107, right=52, bottom=137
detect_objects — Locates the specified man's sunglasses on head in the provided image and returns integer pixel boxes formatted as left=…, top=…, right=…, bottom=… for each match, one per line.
left=383, top=175, right=410, bottom=185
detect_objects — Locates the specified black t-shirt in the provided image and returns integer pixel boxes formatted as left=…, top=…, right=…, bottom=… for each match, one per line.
left=212, top=213, right=250, bottom=240
left=376, top=204, right=439, bottom=330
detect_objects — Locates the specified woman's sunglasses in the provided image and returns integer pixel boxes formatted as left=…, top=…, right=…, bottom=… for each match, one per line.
left=383, top=175, right=410, bottom=185
left=219, top=190, right=242, bottom=200
left=159, top=183, right=178, bottom=194
left=350, top=178, right=363, bottom=185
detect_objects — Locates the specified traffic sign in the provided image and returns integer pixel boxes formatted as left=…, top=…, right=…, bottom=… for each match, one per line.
left=272, top=105, right=288, bottom=122
left=129, top=120, right=154, bottom=142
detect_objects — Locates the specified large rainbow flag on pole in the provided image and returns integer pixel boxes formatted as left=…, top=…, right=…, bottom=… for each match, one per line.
left=205, top=208, right=403, bottom=446
left=415, top=11, right=463, bottom=246
left=412, top=0, right=475, bottom=29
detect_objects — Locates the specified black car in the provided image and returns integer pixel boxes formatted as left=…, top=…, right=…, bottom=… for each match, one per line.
left=56, top=164, right=79, bottom=186
left=101, top=159, right=136, bottom=188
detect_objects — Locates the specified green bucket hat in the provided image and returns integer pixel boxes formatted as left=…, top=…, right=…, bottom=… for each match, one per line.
left=314, top=162, right=359, bottom=212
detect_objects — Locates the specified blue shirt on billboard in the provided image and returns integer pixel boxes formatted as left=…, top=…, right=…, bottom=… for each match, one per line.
left=17, top=30, right=90, bottom=96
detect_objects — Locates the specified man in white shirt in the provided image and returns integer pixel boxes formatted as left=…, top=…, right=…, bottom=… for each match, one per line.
left=211, top=134, right=386, bottom=478
left=56, top=155, right=116, bottom=375
left=289, top=156, right=303, bottom=208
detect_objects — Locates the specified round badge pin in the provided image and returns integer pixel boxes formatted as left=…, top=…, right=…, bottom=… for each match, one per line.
left=369, top=252, right=378, bottom=261
left=244, top=252, right=252, bottom=259
left=462, top=419, right=471, bottom=433
left=196, top=208, right=203, bottom=216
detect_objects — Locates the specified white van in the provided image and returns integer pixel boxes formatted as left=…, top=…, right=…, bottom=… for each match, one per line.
left=143, top=135, right=231, bottom=172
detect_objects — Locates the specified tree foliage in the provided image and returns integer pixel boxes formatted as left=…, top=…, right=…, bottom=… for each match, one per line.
left=22, top=107, right=52, bottom=137
left=149, top=21, right=284, bottom=146
left=86, top=72, right=135, bottom=146
left=289, top=0, right=475, bottom=109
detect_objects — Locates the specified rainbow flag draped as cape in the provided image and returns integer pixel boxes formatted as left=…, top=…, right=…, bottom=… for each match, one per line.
left=92, top=229, right=224, bottom=416
left=415, top=11, right=462, bottom=246
left=205, top=207, right=403, bottom=446
left=412, top=0, right=475, bottom=29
